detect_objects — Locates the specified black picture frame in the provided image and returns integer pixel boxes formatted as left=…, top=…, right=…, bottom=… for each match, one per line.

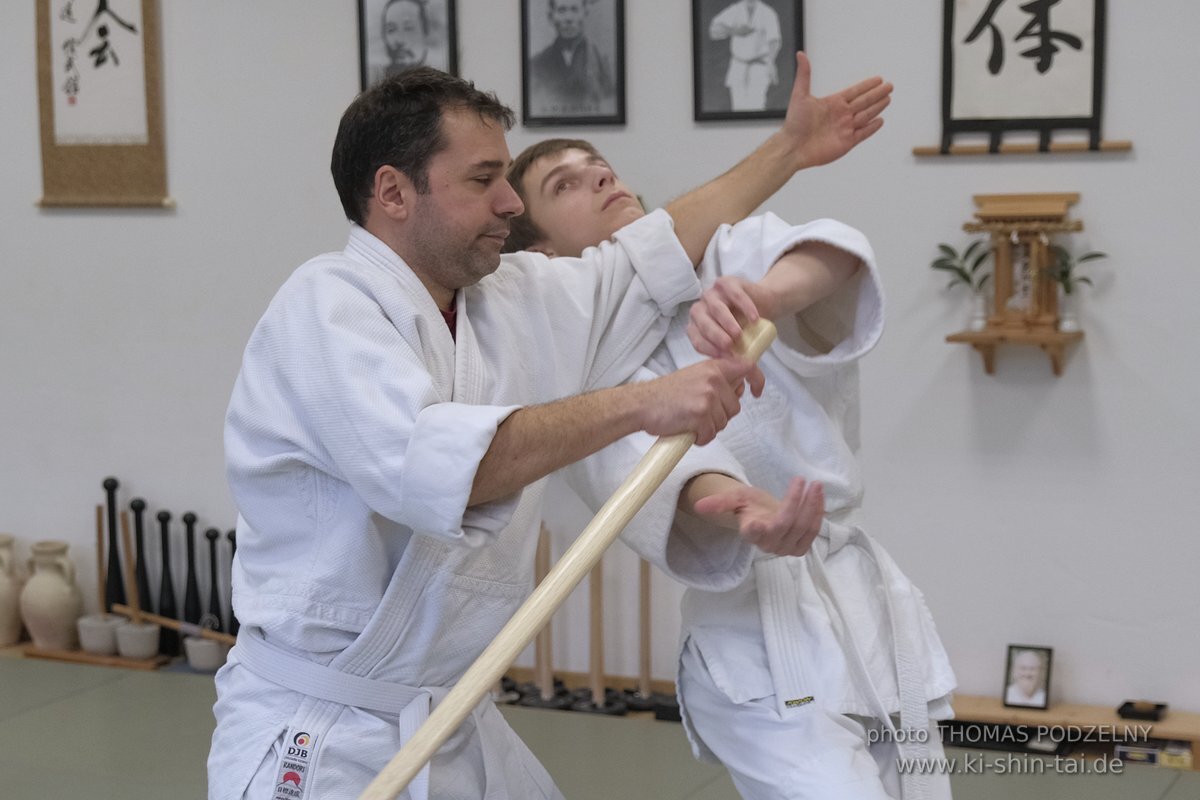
left=1003, top=645, right=1053, bottom=710
left=692, top=0, right=803, bottom=122
left=940, top=0, right=1106, bottom=152
left=359, top=0, right=459, bottom=90
left=521, top=0, right=625, bottom=126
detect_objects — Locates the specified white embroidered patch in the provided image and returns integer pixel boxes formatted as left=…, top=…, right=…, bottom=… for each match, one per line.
left=272, top=729, right=318, bottom=800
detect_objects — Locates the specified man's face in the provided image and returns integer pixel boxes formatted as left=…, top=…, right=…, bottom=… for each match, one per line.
left=548, top=0, right=586, bottom=40
left=520, top=148, right=644, bottom=258
left=1013, top=652, right=1041, bottom=696
left=403, top=108, right=524, bottom=300
left=384, top=0, right=427, bottom=68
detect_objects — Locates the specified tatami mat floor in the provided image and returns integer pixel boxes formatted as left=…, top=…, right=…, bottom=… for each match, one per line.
left=1, top=655, right=1195, bottom=799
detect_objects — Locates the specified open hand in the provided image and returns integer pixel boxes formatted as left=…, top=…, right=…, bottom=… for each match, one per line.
left=693, top=477, right=825, bottom=556
left=782, top=52, right=893, bottom=171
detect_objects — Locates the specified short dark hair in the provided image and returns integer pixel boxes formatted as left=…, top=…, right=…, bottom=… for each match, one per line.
left=331, top=67, right=515, bottom=226
left=502, top=138, right=601, bottom=253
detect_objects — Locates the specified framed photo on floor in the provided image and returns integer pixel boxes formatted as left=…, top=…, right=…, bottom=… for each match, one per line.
left=359, top=0, right=458, bottom=90
left=692, top=0, right=804, bottom=121
left=521, top=0, right=625, bottom=126
left=1003, top=645, right=1052, bottom=709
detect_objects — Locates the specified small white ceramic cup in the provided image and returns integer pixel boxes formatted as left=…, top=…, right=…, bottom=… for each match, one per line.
left=115, top=620, right=160, bottom=659
left=77, top=613, right=124, bottom=656
left=184, top=635, right=229, bottom=672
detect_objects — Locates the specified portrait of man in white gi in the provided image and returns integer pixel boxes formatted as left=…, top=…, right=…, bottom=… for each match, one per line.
left=692, top=0, right=803, bottom=120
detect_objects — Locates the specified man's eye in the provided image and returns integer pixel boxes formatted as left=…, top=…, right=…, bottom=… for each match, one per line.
left=474, top=176, right=492, bottom=186
left=554, top=180, right=570, bottom=194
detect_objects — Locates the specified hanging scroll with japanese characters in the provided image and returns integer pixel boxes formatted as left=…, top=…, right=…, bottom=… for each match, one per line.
left=916, top=0, right=1129, bottom=155
left=37, top=0, right=170, bottom=207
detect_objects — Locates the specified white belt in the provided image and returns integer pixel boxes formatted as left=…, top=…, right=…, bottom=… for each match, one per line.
left=755, top=520, right=933, bottom=800
left=235, top=627, right=450, bottom=800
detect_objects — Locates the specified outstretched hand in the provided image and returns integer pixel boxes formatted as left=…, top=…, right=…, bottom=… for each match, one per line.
left=781, top=52, right=893, bottom=171
left=693, top=477, right=825, bottom=557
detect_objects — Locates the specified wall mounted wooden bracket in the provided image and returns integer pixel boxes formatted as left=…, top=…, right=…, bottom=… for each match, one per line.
left=946, top=328, right=1083, bottom=375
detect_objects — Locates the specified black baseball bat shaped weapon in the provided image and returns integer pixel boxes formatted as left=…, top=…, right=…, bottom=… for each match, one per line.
left=182, top=512, right=202, bottom=626
left=157, top=510, right=180, bottom=656
left=205, top=528, right=224, bottom=632
left=102, top=477, right=126, bottom=612
left=130, top=499, right=154, bottom=615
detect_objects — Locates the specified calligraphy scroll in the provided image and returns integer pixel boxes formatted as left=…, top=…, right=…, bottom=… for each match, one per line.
left=930, top=0, right=1125, bottom=154
left=37, top=0, right=170, bottom=207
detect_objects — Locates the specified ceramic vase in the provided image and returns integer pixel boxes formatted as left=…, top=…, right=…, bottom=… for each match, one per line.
left=1058, top=290, right=1081, bottom=332
left=969, top=292, right=989, bottom=331
left=0, top=534, right=23, bottom=646
left=19, top=540, right=83, bottom=650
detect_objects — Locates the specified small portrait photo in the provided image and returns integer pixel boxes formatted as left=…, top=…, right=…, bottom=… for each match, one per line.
left=359, top=0, right=458, bottom=90
left=1003, top=645, right=1052, bottom=709
left=692, top=0, right=804, bottom=121
left=521, top=0, right=625, bottom=126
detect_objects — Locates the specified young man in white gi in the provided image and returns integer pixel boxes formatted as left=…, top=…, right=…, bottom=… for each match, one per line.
left=212, top=61, right=892, bottom=800
left=504, top=63, right=955, bottom=798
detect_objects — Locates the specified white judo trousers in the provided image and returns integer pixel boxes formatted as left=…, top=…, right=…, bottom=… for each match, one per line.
left=570, top=215, right=957, bottom=800
left=211, top=211, right=756, bottom=799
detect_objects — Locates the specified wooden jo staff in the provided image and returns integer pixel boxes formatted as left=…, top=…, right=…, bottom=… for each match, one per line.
left=359, top=318, right=776, bottom=800
left=111, top=604, right=237, bottom=646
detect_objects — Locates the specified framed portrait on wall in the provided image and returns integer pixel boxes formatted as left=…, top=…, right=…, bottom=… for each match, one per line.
left=359, top=0, right=458, bottom=90
left=692, top=0, right=803, bottom=121
left=521, top=0, right=625, bottom=126
left=1003, top=645, right=1053, bottom=710
left=940, top=0, right=1106, bottom=152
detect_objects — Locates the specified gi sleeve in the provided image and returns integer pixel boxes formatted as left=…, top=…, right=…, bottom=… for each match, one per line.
left=496, top=209, right=701, bottom=396
left=701, top=213, right=885, bottom=377
left=226, top=262, right=518, bottom=545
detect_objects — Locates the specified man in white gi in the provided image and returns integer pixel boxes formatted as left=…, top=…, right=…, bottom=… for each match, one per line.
left=212, top=61, right=892, bottom=800
left=503, top=64, right=955, bottom=799
left=709, top=0, right=782, bottom=111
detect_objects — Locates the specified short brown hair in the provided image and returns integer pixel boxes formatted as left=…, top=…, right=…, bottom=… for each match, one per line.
left=502, top=138, right=601, bottom=254
left=331, top=67, right=514, bottom=226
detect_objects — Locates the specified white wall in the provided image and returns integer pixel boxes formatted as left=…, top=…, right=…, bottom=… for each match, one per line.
left=2, top=2, right=1197, bottom=710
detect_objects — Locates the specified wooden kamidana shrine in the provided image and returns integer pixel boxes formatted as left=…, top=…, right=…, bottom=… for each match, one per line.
left=946, top=193, right=1084, bottom=375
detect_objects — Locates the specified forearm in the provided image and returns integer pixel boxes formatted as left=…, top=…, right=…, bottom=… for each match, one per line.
left=759, top=241, right=862, bottom=317
left=664, top=131, right=803, bottom=264
left=471, top=354, right=755, bottom=505
left=469, top=385, right=644, bottom=506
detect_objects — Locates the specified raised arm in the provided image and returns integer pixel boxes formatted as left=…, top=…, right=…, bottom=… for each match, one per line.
left=665, top=52, right=892, bottom=263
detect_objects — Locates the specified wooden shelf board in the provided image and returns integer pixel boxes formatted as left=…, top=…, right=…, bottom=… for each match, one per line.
left=24, top=645, right=170, bottom=671
left=914, top=140, right=1132, bottom=156
left=953, top=694, right=1200, bottom=745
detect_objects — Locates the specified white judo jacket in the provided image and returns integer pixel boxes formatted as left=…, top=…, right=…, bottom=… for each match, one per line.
left=570, top=214, right=958, bottom=782
left=211, top=211, right=750, bottom=800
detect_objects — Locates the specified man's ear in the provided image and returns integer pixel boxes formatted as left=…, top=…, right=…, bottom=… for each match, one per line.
left=373, top=165, right=413, bottom=222
left=527, top=240, right=558, bottom=258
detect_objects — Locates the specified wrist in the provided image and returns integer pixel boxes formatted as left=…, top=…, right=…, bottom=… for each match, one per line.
left=764, top=129, right=811, bottom=174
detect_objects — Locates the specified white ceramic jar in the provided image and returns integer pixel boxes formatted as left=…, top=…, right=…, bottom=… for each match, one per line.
left=19, top=540, right=83, bottom=650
